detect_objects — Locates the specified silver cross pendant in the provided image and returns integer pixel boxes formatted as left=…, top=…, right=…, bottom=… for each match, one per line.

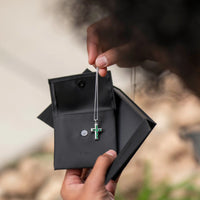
left=91, top=121, right=102, bottom=141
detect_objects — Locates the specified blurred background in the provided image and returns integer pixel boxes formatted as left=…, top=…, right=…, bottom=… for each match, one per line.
left=1, top=1, right=200, bottom=200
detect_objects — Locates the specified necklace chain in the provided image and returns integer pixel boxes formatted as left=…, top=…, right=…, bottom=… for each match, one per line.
left=94, top=67, right=137, bottom=122
left=94, top=68, right=99, bottom=121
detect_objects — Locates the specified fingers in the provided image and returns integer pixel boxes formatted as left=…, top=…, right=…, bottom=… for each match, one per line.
left=105, top=174, right=121, bottom=195
left=99, top=67, right=107, bottom=77
left=81, top=168, right=91, bottom=182
left=105, top=180, right=117, bottom=196
left=61, top=169, right=83, bottom=200
left=63, top=169, right=83, bottom=185
left=95, top=43, right=132, bottom=76
left=87, top=25, right=101, bottom=65
left=86, top=150, right=117, bottom=188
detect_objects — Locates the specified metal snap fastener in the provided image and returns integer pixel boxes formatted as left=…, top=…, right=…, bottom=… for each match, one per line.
left=78, top=80, right=86, bottom=88
left=81, top=130, right=88, bottom=137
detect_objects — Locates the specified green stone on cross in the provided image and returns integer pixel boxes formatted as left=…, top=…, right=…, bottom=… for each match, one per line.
left=91, top=122, right=102, bottom=140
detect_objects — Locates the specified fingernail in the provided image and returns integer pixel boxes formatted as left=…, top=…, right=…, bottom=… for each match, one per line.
left=106, top=150, right=117, bottom=158
left=95, top=56, right=108, bottom=67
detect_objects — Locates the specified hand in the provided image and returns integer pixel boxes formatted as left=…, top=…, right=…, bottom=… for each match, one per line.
left=87, top=16, right=157, bottom=77
left=61, top=150, right=119, bottom=200
left=87, top=17, right=200, bottom=96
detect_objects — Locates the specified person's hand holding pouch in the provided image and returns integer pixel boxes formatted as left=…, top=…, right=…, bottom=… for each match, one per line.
left=61, top=150, right=119, bottom=200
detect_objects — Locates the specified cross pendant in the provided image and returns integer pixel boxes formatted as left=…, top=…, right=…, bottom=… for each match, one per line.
left=91, top=121, right=102, bottom=141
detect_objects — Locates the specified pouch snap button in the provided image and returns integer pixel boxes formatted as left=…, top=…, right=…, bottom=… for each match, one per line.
left=81, top=130, right=88, bottom=137
left=78, top=80, right=86, bottom=88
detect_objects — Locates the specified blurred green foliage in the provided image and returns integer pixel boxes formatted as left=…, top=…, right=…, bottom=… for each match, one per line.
left=116, top=164, right=200, bottom=200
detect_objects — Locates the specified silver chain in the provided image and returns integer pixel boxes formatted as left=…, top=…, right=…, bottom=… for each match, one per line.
left=94, top=67, right=136, bottom=122
left=94, top=68, right=99, bottom=121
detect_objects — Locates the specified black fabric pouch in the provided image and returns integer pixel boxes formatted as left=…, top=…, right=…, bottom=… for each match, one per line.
left=48, top=71, right=117, bottom=169
left=38, top=69, right=156, bottom=183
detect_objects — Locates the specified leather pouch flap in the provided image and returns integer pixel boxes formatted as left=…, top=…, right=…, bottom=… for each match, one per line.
left=49, top=71, right=115, bottom=115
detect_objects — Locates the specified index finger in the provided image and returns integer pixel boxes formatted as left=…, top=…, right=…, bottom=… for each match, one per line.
left=63, top=169, right=83, bottom=185
left=87, top=25, right=100, bottom=65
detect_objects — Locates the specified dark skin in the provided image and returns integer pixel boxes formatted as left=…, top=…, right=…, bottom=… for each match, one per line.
left=61, top=16, right=200, bottom=200
left=87, top=17, right=200, bottom=96
left=61, top=150, right=118, bottom=200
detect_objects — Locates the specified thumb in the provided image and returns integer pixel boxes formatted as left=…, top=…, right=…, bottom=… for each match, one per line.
left=86, top=150, right=117, bottom=188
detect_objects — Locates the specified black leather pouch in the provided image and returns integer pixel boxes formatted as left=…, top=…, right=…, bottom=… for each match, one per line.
left=48, top=71, right=117, bottom=169
left=38, top=69, right=156, bottom=183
